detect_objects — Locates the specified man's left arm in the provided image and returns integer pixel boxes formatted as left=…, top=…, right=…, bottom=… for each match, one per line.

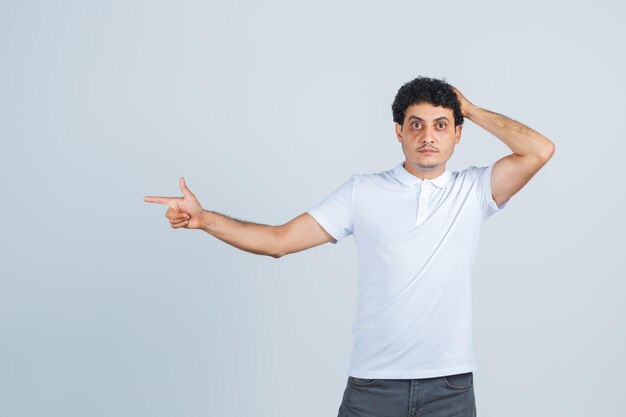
left=452, top=87, right=556, bottom=208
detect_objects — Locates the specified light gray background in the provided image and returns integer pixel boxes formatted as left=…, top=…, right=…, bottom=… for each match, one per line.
left=1, top=0, right=624, bottom=416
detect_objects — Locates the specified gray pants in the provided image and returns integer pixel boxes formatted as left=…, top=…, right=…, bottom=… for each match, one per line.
left=337, top=372, right=476, bottom=417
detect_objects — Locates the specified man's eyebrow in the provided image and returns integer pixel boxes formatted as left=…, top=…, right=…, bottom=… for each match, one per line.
left=408, top=115, right=450, bottom=122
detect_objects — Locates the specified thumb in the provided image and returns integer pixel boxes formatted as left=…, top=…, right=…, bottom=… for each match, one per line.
left=180, top=176, right=194, bottom=197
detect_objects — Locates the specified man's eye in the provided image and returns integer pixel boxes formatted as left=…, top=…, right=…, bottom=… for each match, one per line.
left=437, top=123, right=446, bottom=129
left=412, top=122, right=421, bottom=129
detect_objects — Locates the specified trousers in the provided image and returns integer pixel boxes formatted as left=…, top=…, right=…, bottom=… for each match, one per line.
left=337, top=372, right=476, bottom=417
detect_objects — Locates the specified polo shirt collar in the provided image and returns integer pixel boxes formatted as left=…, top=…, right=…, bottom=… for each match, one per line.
left=392, top=161, right=452, bottom=188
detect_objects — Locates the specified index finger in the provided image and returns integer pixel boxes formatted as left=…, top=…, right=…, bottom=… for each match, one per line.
left=143, top=196, right=177, bottom=205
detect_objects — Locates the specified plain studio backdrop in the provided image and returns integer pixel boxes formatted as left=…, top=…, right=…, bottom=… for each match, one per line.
left=1, top=0, right=624, bottom=416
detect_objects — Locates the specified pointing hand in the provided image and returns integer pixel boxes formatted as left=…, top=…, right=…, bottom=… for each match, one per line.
left=144, top=177, right=205, bottom=230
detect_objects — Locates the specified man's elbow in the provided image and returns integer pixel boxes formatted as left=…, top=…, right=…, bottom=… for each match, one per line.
left=538, top=139, right=556, bottom=161
left=270, top=251, right=285, bottom=259
left=270, top=227, right=287, bottom=259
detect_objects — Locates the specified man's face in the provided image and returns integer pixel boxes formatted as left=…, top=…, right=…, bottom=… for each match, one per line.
left=395, top=102, right=462, bottom=175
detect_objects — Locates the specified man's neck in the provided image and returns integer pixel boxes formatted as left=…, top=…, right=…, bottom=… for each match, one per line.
left=403, top=161, right=446, bottom=180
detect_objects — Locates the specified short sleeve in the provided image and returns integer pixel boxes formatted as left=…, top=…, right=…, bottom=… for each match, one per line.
left=475, top=162, right=510, bottom=220
left=306, top=174, right=355, bottom=244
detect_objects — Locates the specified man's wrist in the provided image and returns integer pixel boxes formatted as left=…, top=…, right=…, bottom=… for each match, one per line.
left=466, top=104, right=480, bottom=120
left=201, top=210, right=214, bottom=232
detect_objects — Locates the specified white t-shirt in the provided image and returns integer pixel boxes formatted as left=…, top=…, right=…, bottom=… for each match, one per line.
left=306, top=160, right=509, bottom=379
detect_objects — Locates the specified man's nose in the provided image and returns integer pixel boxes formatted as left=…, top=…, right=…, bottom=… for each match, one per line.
left=421, top=126, right=436, bottom=143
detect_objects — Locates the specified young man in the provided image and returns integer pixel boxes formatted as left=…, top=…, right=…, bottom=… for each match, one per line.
left=144, top=76, right=555, bottom=417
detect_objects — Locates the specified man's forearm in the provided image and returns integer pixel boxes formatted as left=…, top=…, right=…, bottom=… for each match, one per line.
left=201, top=210, right=282, bottom=258
left=467, top=105, right=555, bottom=159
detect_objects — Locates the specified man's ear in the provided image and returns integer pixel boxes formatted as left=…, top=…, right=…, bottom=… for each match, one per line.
left=454, top=124, right=462, bottom=144
left=395, top=123, right=403, bottom=143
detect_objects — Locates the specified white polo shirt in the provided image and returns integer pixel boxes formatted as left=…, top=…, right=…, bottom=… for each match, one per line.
left=307, top=160, right=509, bottom=379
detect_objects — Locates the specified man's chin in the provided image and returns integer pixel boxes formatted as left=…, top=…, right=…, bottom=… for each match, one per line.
left=410, top=160, right=441, bottom=171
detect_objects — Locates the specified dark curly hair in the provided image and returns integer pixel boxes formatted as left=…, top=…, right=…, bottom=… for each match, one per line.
left=392, top=76, right=464, bottom=128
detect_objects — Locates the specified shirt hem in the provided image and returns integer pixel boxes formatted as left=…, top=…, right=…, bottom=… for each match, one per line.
left=347, top=363, right=478, bottom=379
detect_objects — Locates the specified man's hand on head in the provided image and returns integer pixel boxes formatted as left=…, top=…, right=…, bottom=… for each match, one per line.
left=451, top=86, right=477, bottom=119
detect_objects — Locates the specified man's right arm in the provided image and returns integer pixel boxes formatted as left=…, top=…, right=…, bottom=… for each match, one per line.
left=144, top=177, right=334, bottom=258
left=201, top=211, right=335, bottom=259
